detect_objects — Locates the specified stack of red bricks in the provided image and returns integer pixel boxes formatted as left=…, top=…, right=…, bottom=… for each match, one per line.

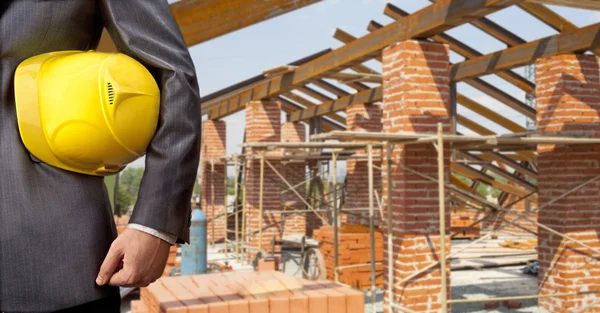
left=131, top=271, right=364, bottom=313
left=162, top=245, right=180, bottom=277
left=113, top=215, right=130, bottom=235
left=314, top=225, right=384, bottom=290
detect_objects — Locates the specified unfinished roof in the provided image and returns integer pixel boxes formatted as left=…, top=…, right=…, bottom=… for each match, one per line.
left=200, top=0, right=600, bottom=207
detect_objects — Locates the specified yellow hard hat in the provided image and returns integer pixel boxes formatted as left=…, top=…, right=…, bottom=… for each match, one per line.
left=14, top=50, right=160, bottom=176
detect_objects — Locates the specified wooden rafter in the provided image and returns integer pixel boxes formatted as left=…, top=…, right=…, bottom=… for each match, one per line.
left=456, top=151, right=537, bottom=192
left=278, top=97, right=343, bottom=132
left=206, top=0, right=524, bottom=120
left=367, top=17, right=535, bottom=119
left=98, top=0, right=322, bottom=52
left=289, top=87, right=382, bottom=122
left=450, top=22, right=600, bottom=81
left=382, top=4, right=534, bottom=93
left=525, top=0, right=600, bottom=10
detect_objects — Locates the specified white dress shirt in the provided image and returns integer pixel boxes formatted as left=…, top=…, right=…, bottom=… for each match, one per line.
left=127, top=223, right=178, bottom=245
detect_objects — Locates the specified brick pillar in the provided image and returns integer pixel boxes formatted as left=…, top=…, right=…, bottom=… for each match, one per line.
left=382, top=40, right=451, bottom=312
left=281, top=122, right=307, bottom=236
left=345, top=103, right=382, bottom=226
left=536, top=54, right=600, bottom=313
left=245, top=100, right=282, bottom=258
left=200, top=120, right=227, bottom=244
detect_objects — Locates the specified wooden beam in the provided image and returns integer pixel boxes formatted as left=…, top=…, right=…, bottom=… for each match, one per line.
left=338, top=24, right=534, bottom=130
left=323, top=72, right=382, bottom=84
left=457, top=151, right=537, bottom=192
left=379, top=5, right=534, bottom=93
left=289, top=87, right=382, bottom=122
left=457, top=94, right=527, bottom=133
left=367, top=17, right=534, bottom=117
left=452, top=163, right=538, bottom=202
left=450, top=22, right=600, bottom=82
left=518, top=2, right=578, bottom=32
left=281, top=92, right=346, bottom=126
left=98, top=0, right=323, bottom=51
left=171, top=0, right=323, bottom=46
left=457, top=115, right=495, bottom=136
left=419, top=1, right=527, bottom=46
left=278, top=97, right=344, bottom=132
left=456, top=115, right=535, bottom=160
left=463, top=78, right=535, bottom=119
left=482, top=152, right=537, bottom=178
left=202, top=49, right=331, bottom=114
left=296, top=86, right=335, bottom=103
left=313, top=80, right=351, bottom=97
left=208, top=0, right=524, bottom=120
left=518, top=2, right=600, bottom=56
left=525, top=0, right=600, bottom=10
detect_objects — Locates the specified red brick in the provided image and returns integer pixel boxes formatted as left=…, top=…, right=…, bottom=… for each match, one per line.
left=536, top=54, right=600, bottom=313
left=382, top=40, right=451, bottom=312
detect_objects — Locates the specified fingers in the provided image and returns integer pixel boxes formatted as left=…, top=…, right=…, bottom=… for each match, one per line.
left=96, top=242, right=123, bottom=286
left=108, top=268, right=154, bottom=287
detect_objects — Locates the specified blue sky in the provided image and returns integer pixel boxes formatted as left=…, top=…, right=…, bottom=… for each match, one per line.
left=130, top=0, right=600, bottom=168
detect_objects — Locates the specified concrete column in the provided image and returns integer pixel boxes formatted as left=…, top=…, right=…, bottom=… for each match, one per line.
left=281, top=122, right=307, bottom=236
left=536, top=54, right=600, bottom=313
left=345, top=103, right=382, bottom=226
left=200, top=120, right=227, bottom=244
left=245, top=100, right=282, bottom=258
left=382, top=40, right=451, bottom=312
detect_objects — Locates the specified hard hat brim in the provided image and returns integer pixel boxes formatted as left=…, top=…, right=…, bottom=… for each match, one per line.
left=14, top=51, right=91, bottom=175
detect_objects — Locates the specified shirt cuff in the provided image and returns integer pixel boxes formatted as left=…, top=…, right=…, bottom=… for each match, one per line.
left=128, top=223, right=178, bottom=245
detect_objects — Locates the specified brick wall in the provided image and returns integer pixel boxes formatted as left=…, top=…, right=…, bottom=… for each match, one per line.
left=314, top=226, right=384, bottom=290
left=245, top=101, right=283, bottom=258
left=382, top=40, right=451, bottom=312
left=281, top=122, right=308, bottom=236
left=200, top=120, right=227, bottom=244
left=345, top=104, right=383, bottom=227
left=536, top=54, right=600, bottom=313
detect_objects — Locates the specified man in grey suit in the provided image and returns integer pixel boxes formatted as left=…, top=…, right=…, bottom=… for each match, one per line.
left=1, top=1, right=201, bottom=312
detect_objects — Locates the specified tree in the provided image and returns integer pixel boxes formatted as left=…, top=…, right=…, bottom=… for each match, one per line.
left=119, top=167, right=144, bottom=196
left=116, top=185, right=134, bottom=215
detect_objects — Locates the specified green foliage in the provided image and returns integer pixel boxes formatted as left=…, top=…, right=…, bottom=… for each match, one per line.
left=227, top=177, right=236, bottom=195
left=119, top=167, right=145, bottom=196
left=116, top=185, right=134, bottom=214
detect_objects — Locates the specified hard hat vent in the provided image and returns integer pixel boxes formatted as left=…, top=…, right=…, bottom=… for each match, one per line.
left=107, top=82, right=115, bottom=105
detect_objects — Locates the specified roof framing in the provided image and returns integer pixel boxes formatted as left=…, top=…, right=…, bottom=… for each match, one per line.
left=204, top=0, right=524, bottom=120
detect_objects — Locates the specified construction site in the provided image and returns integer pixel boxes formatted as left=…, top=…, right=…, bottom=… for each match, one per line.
left=108, top=0, right=600, bottom=312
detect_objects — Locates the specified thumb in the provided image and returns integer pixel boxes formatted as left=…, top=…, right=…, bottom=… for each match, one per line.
left=96, top=243, right=123, bottom=286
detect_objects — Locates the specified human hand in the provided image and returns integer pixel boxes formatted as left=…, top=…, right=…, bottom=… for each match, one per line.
left=96, top=228, right=171, bottom=287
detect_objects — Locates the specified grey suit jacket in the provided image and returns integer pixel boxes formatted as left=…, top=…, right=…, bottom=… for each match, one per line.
left=0, top=1, right=201, bottom=311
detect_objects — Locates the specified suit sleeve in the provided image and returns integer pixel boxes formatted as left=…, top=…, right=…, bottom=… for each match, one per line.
left=98, top=0, right=201, bottom=243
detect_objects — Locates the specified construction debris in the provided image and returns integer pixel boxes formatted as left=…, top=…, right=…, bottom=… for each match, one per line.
left=500, top=239, right=538, bottom=250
